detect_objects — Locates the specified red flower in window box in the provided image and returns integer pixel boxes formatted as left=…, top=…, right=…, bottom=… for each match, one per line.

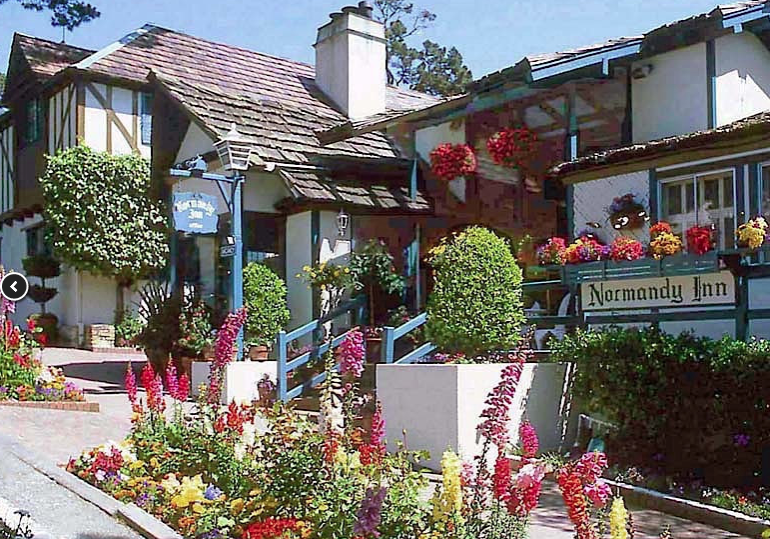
left=686, top=225, right=714, bottom=255
left=609, top=237, right=645, bottom=262
left=429, top=143, right=477, bottom=182
left=486, top=127, right=539, bottom=169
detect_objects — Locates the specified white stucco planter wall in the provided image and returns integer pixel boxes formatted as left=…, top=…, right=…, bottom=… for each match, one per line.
left=377, top=363, right=573, bottom=471
left=191, top=361, right=277, bottom=405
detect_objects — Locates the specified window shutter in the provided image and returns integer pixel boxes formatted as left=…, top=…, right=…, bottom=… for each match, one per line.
left=141, top=92, right=154, bottom=145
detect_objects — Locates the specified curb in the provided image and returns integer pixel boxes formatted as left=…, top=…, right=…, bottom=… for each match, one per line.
left=0, top=433, right=182, bottom=539
left=606, top=479, right=770, bottom=539
left=0, top=400, right=100, bottom=412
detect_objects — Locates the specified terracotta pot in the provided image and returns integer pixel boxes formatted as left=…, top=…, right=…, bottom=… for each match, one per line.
left=249, top=345, right=270, bottom=361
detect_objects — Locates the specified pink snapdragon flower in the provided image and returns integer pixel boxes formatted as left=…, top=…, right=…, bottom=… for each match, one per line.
left=338, top=328, right=366, bottom=378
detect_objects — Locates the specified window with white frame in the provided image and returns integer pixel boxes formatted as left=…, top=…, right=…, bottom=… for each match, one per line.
left=140, top=92, right=153, bottom=146
left=660, top=170, right=735, bottom=250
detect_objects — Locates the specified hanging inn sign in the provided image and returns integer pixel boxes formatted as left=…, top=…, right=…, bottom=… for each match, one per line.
left=173, top=192, right=219, bottom=234
left=581, top=271, right=736, bottom=311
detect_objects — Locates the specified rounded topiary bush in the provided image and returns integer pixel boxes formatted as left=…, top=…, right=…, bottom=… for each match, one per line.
left=426, top=226, right=524, bottom=356
left=243, top=262, right=291, bottom=347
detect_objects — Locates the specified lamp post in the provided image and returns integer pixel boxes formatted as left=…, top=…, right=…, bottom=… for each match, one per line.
left=170, top=123, right=255, bottom=359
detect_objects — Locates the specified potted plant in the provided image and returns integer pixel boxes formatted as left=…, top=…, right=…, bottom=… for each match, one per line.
left=244, top=262, right=290, bottom=360
left=22, top=253, right=60, bottom=343
left=299, top=261, right=353, bottom=319
left=350, top=240, right=405, bottom=327
left=173, top=296, right=213, bottom=375
left=135, top=281, right=181, bottom=373
left=736, top=217, right=768, bottom=250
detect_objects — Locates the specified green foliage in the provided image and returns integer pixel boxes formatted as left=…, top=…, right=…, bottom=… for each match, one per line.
left=550, top=327, right=770, bottom=486
left=350, top=240, right=405, bottom=296
left=114, top=309, right=144, bottom=347
left=375, top=0, right=472, bottom=96
left=426, top=226, right=524, bottom=356
left=243, top=262, right=291, bottom=347
left=175, top=297, right=213, bottom=358
left=0, top=0, right=99, bottom=29
left=41, top=146, right=168, bottom=285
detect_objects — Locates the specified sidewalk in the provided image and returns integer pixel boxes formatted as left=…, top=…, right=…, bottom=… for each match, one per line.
left=0, top=347, right=755, bottom=538
left=0, top=447, right=142, bottom=539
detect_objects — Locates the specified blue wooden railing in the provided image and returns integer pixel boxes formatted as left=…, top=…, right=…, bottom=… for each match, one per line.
left=381, top=312, right=437, bottom=364
left=276, top=296, right=366, bottom=401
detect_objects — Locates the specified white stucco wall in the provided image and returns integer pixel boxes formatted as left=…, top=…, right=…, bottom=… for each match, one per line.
left=47, top=85, right=77, bottom=156
left=572, top=170, right=650, bottom=243
left=715, top=32, right=770, bottom=127
left=286, top=212, right=313, bottom=329
left=0, top=214, right=141, bottom=335
left=632, top=43, right=708, bottom=143
left=83, top=82, right=151, bottom=157
left=176, top=122, right=214, bottom=165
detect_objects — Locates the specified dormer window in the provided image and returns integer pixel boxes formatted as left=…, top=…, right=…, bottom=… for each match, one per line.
left=24, top=97, right=43, bottom=144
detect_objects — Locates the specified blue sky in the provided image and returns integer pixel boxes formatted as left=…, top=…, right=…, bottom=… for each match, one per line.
left=1, top=0, right=728, bottom=79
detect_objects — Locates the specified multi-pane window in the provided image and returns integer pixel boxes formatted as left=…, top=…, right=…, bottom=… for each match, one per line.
left=140, top=92, right=153, bottom=145
left=25, top=225, right=50, bottom=257
left=24, top=98, right=43, bottom=144
left=660, top=170, right=735, bottom=250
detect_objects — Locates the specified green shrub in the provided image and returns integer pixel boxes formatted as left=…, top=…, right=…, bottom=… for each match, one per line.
left=243, top=262, right=291, bottom=347
left=550, top=326, right=770, bottom=487
left=174, top=297, right=213, bottom=358
left=114, top=309, right=145, bottom=347
left=426, top=226, right=524, bottom=356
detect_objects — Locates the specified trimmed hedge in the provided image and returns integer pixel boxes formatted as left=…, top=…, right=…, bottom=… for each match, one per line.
left=426, top=226, right=524, bottom=356
left=550, top=327, right=770, bottom=487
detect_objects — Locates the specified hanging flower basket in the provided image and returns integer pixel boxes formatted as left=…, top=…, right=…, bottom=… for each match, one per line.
left=649, top=221, right=673, bottom=241
left=429, top=143, right=477, bottom=182
left=486, top=128, right=539, bottom=169
left=685, top=225, right=714, bottom=255
left=649, top=232, right=683, bottom=260
left=736, top=217, right=768, bottom=250
left=608, top=193, right=649, bottom=230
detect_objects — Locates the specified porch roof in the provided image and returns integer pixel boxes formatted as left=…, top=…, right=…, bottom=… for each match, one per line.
left=276, top=169, right=432, bottom=215
left=549, top=110, right=770, bottom=182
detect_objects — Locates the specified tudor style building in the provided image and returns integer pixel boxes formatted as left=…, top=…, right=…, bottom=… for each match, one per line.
left=0, top=4, right=441, bottom=343
left=326, top=0, right=770, bottom=338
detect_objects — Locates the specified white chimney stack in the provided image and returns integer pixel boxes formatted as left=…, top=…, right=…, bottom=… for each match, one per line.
left=314, top=1, right=387, bottom=120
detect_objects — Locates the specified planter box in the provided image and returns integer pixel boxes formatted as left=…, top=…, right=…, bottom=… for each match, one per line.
left=191, top=361, right=277, bottom=405
left=377, top=362, right=574, bottom=471
left=83, top=324, right=115, bottom=350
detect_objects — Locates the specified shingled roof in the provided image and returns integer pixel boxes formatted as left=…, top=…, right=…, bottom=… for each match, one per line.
left=550, top=110, right=770, bottom=180
left=277, top=169, right=432, bottom=214
left=66, top=24, right=438, bottom=164
left=2, top=34, right=93, bottom=102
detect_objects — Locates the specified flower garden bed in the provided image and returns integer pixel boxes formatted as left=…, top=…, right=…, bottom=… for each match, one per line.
left=0, top=289, right=87, bottom=407
left=65, top=307, right=671, bottom=539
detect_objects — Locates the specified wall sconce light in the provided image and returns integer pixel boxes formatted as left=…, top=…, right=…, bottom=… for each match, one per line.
left=337, top=208, right=350, bottom=237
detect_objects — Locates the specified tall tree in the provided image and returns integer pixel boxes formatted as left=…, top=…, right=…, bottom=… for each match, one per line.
left=374, top=0, right=472, bottom=96
left=0, top=0, right=99, bottom=30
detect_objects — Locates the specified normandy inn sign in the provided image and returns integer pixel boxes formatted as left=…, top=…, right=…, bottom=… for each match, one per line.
left=173, top=192, right=219, bottom=234
left=580, top=271, right=736, bottom=311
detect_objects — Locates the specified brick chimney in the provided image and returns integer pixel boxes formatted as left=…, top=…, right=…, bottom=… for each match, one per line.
left=314, top=1, right=386, bottom=120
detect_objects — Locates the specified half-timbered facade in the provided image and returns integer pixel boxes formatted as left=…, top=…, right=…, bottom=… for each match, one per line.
left=0, top=33, right=154, bottom=342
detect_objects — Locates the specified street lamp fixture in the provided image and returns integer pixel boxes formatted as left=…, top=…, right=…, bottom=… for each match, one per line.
left=214, top=123, right=254, bottom=172
left=337, top=208, right=350, bottom=237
